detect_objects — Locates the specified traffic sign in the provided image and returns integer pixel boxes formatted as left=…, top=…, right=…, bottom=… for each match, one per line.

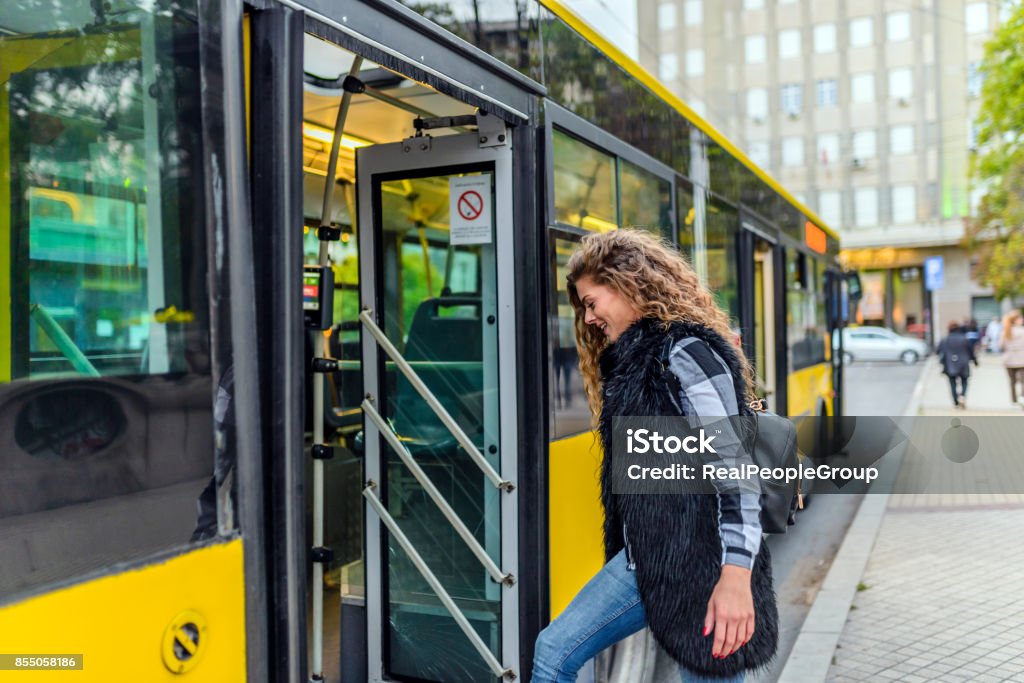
left=924, top=256, right=944, bottom=291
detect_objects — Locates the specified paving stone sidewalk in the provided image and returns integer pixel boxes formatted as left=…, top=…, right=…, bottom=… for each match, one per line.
left=826, top=352, right=1024, bottom=682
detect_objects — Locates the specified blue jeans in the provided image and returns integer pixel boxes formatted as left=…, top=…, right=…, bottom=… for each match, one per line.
left=531, top=550, right=744, bottom=683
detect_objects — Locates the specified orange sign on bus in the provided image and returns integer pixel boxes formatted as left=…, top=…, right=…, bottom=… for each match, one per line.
left=804, top=221, right=827, bottom=254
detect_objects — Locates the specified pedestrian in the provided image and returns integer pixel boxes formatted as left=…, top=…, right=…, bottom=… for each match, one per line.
left=985, top=316, right=1003, bottom=354
left=1000, top=310, right=1024, bottom=407
left=531, top=230, right=776, bottom=683
left=936, top=321, right=977, bottom=409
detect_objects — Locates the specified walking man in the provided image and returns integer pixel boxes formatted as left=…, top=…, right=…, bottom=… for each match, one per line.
left=937, top=321, right=977, bottom=409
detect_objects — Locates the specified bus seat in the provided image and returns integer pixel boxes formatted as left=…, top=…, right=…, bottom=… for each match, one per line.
left=404, top=297, right=483, bottom=363
left=392, top=296, right=484, bottom=446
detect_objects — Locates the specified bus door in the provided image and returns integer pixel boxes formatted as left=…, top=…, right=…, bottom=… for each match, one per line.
left=740, top=224, right=781, bottom=413
left=355, top=124, right=520, bottom=682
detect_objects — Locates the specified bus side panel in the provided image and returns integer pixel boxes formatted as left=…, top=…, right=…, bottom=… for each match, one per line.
left=548, top=432, right=606, bottom=618
left=0, top=539, right=246, bottom=681
left=787, top=363, right=833, bottom=417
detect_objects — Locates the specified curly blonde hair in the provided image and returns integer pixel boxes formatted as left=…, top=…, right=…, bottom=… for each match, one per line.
left=566, top=229, right=755, bottom=421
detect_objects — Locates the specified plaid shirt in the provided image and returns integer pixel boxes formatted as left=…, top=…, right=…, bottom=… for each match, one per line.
left=666, top=337, right=763, bottom=570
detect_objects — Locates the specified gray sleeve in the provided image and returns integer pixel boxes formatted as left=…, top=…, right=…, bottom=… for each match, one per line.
left=668, top=340, right=762, bottom=569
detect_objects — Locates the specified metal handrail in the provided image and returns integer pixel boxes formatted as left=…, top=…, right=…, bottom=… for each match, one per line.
left=363, top=482, right=516, bottom=681
left=29, top=304, right=100, bottom=377
left=362, top=399, right=514, bottom=586
left=359, top=308, right=514, bottom=492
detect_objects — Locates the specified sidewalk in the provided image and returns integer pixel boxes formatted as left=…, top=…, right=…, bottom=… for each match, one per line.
left=780, top=352, right=1024, bottom=683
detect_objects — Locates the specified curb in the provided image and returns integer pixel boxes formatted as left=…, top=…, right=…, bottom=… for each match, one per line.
left=775, top=360, right=932, bottom=683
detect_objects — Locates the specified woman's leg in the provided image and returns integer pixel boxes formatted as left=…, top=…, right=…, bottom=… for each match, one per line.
left=531, top=549, right=647, bottom=683
left=1009, top=368, right=1020, bottom=403
left=678, top=666, right=745, bottom=683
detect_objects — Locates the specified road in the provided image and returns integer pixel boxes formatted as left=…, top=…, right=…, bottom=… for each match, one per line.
left=748, top=359, right=925, bottom=682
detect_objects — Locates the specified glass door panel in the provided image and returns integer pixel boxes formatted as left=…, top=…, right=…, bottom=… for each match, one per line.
left=376, top=169, right=501, bottom=682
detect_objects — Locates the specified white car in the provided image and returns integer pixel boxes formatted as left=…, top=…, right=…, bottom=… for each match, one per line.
left=838, top=326, right=930, bottom=365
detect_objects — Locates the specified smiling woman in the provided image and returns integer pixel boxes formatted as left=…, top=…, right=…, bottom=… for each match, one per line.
left=574, top=275, right=641, bottom=342
left=536, top=228, right=776, bottom=683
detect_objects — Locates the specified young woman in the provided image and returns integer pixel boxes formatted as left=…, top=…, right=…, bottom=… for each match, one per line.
left=532, top=230, right=777, bottom=682
left=1001, top=310, right=1024, bottom=407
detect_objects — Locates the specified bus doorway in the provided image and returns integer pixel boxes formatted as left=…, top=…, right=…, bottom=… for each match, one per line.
left=750, top=236, right=779, bottom=412
left=298, top=33, right=520, bottom=683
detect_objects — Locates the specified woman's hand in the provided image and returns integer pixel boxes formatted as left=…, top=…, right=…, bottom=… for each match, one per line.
left=703, top=564, right=755, bottom=658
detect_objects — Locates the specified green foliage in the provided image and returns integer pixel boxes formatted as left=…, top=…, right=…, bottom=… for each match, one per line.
left=967, top=3, right=1024, bottom=301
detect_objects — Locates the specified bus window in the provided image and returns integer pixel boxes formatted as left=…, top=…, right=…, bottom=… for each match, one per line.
left=705, top=196, right=739, bottom=321
left=551, top=129, right=618, bottom=232
left=1, top=0, right=217, bottom=598
left=676, top=177, right=697, bottom=265
left=549, top=232, right=590, bottom=438
left=6, top=31, right=208, bottom=380
left=787, top=251, right=828, bottom=370
left=619, top=159, right=672, bottom=238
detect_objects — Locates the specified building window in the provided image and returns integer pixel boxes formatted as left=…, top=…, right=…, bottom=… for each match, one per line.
left=782, top=136, right=804, bottom=166
left=967, top=62, right=984, bottom=97
left=816, top=79, right=837, bottom=107
left=659, top=53, right=678, bottom=81
left=854, top=187, right=879, bottom=227
left=851, top=73, right=875, bottom=102
left=748, top=141, right=770, bottom=167
left=814, top=24, right=836, bottom=53
left=892, top=185, right=916, bottom=224
left=779, top=28, right=801, bottom=59
left=1000, top=2, right=1015, bottom=23
left=966, top=2, right=989, bottom=34
left=852, top=130, right=877, bottom=159
left=817, top=133, right=840, bottom=165
left=890, top=125, right=915, bottom=154
left=889, top=67, right=913, bottom=99
left=887, top=12, right=911, bottom=42
left=818, top=191, right=842, bottom=228
left=746, top=34, right=767, bottom=63
left=747, top=88, right=769, bottom=120
left=744, top=0, right=764, bottom=9
left=780, top=83, right=802, bottom=115
left=658, top=2, right=677, bottom=30
left=684, top=0, right=702, bottom=26
left=850, top=17, right=874, bottom=47
left=686, top=49, right=705, bottom=76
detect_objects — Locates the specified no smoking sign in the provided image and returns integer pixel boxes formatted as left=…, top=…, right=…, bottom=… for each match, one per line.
left=449, top=176, right=492, bottom=245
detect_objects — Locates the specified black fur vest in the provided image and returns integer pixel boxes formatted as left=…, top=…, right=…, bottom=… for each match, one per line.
left=597, top=317, right=778, bottom=676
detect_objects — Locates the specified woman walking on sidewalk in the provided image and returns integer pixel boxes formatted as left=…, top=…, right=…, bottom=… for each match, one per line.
left=937, top=321, right=977, bottom=409
left=531, top=230, right=777, bottom=683
left=1001, top=310, right=1024, bottom=407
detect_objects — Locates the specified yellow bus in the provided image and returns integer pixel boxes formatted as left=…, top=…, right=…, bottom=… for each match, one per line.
left=0, top=0, right=849, bottom=680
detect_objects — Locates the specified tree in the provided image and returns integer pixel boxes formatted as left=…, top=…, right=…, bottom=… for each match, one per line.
left=966, top=2, right=1024, bottom=301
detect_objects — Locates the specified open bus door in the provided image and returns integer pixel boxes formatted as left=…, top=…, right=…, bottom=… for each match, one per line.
left=353, top=123, right=521, bottom=682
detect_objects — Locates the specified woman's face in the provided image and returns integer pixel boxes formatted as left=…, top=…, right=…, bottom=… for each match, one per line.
left=575, top=275, right=641, bottom=342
